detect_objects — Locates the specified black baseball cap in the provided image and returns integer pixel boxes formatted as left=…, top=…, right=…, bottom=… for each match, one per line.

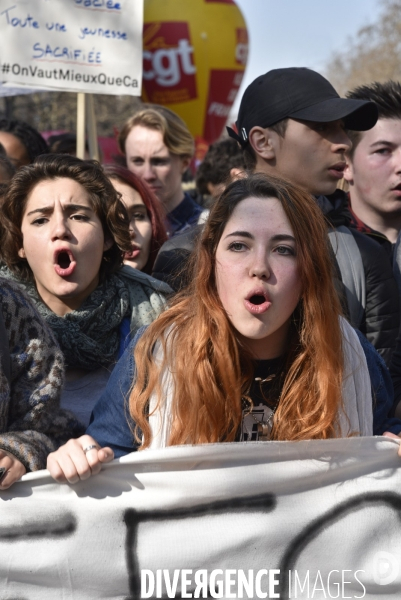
left=227, top=67, right=378, bottom=147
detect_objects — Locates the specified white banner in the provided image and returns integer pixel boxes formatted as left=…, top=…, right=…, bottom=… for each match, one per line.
left=0, top=0, right=143, bottom=95
left=1, top=437, right=401, bottom=599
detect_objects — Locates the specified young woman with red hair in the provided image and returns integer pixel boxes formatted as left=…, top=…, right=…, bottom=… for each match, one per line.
left=47, top=174, right=401, bottom=482
left=103, top=165, right=167, bottom=274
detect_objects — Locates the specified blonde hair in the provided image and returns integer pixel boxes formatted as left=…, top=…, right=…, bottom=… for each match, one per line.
left=118, top=104, right=194, bottom=158
left=130, top=174, right=344, bottom=448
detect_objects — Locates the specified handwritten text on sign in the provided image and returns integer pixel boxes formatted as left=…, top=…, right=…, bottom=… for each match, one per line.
left=0, top=0, right=143, bottom=95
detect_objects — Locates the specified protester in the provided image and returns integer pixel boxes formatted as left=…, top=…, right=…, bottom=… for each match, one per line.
left=0, top=154, right=171, bottom=428
left=196, top=137, right=246, bottom=202
left=225, top=67, right=400, bottom=366
left=103, top=165, right=167, bottom=274
left=0, top=154, right=15, bottom=183
left=47, top=174, right=401, bottom=483
left=340, top=82, right=401, bottom=418
left=0, top=277, right=82, bottom=489
left=0, top=118, right=49, bottom=168
left=152, top=138, right=246, bottom=290
left=47, top=132, right=90, bottom=157
left=118, top=104, right=205, bottom=237
left=344, top=81, right=401, bottom=247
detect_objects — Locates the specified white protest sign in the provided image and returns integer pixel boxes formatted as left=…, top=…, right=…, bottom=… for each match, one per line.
left=1, top=437, right=401, bottom=599
left=0, top=80, right=46, bottom=96
left=0, top=0, right=143, bottom=95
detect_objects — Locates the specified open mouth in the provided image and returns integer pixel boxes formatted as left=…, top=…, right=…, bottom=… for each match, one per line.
left=329, top=163, right=346, bottom=178
left=58, top=251, right=71, bottom=269
left=248, top=294, right=266, bottom=305
left=54, top=249, right=76, bottom=277
left=124, top=247, right=140, bottom=260
left=244, top=291, right=271, bottom=315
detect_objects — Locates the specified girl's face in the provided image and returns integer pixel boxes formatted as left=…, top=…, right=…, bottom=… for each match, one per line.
left=215, top=196, right=302, bottom=359
left=111, top=178, right=152, bottom=272
left=19, top=177, right=112, bottom=316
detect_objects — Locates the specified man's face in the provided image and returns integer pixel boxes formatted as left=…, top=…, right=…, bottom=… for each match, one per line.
left=124, top=125, right=188, bottom=213
left=344, top=118, right=401, bottom=218
left=262, top=118, right=352, bottom=196
left=0, top=131, right=30, bottom=168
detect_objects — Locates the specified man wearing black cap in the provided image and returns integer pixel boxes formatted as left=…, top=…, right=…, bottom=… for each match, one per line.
left=227, top=67, right=377, bottom=196
left=227, top=67, right=399, bottom=366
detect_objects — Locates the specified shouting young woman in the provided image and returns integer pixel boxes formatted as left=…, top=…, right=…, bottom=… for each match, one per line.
left=0, top=154, right=171, bottom=428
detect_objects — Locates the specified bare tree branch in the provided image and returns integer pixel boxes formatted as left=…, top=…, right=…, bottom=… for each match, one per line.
left=325, top=0, right=401, bottom=95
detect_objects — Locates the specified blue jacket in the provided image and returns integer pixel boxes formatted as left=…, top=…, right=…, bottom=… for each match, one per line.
left=87, top=327, right=401, bottom=458
left=167, top=192, right=205, bottom=237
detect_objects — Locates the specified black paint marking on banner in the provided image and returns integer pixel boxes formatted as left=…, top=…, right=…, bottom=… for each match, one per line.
left=279, top=491, right=401, bottom=599
left=124, top=493, right=276, bottom=600
left=0, top=512, right=77, bottom=540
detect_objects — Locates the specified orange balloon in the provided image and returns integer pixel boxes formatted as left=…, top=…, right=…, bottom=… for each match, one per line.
left=142, top=0, right=248, bottom=144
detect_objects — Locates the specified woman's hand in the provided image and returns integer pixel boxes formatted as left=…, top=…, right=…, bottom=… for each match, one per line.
left=0, top=450, right=26, bottom=490
left=383, top=431, right=401, bottom=456
left=47, top=435, right=114, bottom=484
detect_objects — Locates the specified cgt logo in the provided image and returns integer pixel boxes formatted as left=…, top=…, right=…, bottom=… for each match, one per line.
left=235, top=28, right=248, bottom=66
left=142, top=21, right=197, bottom=103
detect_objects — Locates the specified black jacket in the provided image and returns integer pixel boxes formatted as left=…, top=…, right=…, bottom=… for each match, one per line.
left=323, top=190, right=400, bottom=366
left=152, top=225, right=202, bottom=292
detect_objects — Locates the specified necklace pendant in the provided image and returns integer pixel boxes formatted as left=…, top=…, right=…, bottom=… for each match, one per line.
left=257, top=422, right=272, bottom=441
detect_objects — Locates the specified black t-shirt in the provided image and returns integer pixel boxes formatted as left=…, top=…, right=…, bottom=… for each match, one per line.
left=239, top=357, right=285, bottom=442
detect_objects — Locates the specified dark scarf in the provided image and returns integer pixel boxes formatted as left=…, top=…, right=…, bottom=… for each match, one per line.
left=0, top=267, right=130, bottom=370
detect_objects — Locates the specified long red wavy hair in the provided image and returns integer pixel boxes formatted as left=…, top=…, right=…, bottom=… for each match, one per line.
left=129, top=173, right=344, bottom=448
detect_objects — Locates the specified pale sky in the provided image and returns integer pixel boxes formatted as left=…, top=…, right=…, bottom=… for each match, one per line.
left=233, top=0, right=382, bottom=113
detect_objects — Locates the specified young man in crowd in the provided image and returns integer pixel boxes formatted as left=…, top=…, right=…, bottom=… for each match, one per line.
left=343, top=81, right=401, bottom=250
left=152, top=138, right=246, bottom=290
left=118, top=105, right=206, bottom=238
left=0, top=118, right=49, bottom=169
left=196, top=137, right=246, bottom=204
left=226, top=67, right=399, bottom=365
left=342, top=81, right=401, bottom=416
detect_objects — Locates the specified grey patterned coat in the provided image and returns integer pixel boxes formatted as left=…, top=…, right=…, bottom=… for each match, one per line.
left=0, top=278, right=83, bottom=472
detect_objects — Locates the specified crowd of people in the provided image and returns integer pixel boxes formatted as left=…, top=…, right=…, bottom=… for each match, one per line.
left=1, top=66, right=401, bottom=490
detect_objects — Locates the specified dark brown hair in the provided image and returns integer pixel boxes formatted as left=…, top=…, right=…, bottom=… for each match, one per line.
left=0, top=153, right=132, bottom=281
left=346, top=81, right=401, bottom=157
